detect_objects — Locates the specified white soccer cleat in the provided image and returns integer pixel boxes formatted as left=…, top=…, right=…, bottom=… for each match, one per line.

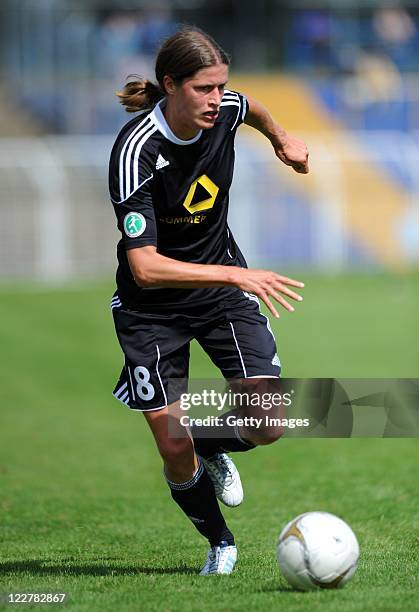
left=199, top=542, right=238, bottom=575
left=201, top=453, right=243, bottom=507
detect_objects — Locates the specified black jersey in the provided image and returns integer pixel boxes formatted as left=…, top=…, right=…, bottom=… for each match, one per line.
left=108, top=89, right=249, bottom=311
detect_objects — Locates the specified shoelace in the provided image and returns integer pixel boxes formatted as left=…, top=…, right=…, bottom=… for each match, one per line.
left=207, top=546, right=232, bottom=572
left=218, top=454, right=232, bottom=475
left=212, top=455, right=233, bottom=485
left=206, top=547, right=219, bottom=572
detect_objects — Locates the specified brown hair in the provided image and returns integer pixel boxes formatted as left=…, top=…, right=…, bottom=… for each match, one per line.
left=116, top=25, right=230, bottom=113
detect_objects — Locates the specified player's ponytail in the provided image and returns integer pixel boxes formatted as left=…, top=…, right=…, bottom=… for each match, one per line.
left=116, top=26, right=230, bottom=113
left=116, top=77, right=164, bottom=113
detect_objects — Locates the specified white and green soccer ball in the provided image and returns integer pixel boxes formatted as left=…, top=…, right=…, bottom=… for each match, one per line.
left=276, top=512, right=359, bottom=591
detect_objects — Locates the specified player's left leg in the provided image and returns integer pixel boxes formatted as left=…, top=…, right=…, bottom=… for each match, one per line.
left=192, top=378, right=283, bottom=508
left=192, top=292, right=284, bottom=504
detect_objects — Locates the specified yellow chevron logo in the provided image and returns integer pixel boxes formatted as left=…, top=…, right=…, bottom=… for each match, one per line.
left=183, top=174, right=219, bottom=214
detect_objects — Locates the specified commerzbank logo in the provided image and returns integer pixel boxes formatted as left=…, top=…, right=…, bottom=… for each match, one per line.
left=123, top=212, right=146, bottom=238
left=183, top=174, right=219, bottom=214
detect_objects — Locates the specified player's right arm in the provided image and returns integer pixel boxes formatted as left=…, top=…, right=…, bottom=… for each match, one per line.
left=127, top=246, right=304, bottom=319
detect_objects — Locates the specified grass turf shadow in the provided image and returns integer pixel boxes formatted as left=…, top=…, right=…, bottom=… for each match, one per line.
left=0, top=559, right=197, bottom=576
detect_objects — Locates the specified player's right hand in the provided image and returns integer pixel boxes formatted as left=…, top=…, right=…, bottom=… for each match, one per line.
left=229, top=268, right=304, bottom=318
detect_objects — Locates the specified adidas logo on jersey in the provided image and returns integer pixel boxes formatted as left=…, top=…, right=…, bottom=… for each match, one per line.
left=272, top=354, right=281, bottom=367
left=155, top=154, right=170, bottom=170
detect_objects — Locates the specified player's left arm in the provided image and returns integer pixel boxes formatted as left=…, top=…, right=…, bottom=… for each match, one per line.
left=244, top=96, right=309, bottom=174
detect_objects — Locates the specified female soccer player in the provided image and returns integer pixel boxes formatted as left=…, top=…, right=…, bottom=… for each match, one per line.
left=109, top=26, right=308, bottom=575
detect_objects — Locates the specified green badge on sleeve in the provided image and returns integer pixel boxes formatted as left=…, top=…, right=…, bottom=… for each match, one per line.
left=123, top=212, right=146, bottom=238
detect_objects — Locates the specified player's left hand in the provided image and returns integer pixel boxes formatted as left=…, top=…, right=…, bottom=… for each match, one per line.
left=273, top=133, right=309, bottom=174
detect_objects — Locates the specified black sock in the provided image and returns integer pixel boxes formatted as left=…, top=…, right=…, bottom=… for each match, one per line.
left=165, top=459, right=235, bottom=547
left=192, top=410, right=256, bottom=459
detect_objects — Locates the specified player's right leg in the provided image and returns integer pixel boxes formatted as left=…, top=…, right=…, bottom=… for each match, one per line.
left=110, top=304, right=237, bottom=574
left=143, top=403, right=237, bottom=574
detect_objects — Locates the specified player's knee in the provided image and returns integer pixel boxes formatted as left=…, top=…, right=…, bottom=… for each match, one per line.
left=247, top=425, right=283, bottom=446
left=260, top=427, right=283, bottom=445
left=157, top=437, right=194, bottom=469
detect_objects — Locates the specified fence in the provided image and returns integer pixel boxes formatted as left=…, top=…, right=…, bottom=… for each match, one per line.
left=0, top=131, right=418, bottom=281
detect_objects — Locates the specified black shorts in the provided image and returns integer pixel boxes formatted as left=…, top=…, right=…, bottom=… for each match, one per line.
left=111, top=291, right=281, bottom=412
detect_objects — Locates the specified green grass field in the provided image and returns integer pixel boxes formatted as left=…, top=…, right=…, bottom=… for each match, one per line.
left=1, top=273, right=418, bottom=611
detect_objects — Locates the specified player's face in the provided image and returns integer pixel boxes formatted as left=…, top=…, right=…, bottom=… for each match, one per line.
left=165, top=64, right=229, bottom=137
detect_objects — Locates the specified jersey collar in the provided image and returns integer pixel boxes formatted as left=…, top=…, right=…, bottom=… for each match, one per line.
left=153, top=99, right=203, bottom=146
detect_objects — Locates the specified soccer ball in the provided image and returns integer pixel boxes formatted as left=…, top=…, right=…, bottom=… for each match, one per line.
left=276, top=512, right=359, bottom=591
